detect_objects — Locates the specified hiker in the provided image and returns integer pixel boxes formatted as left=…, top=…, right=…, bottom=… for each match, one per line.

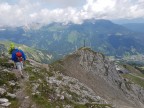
left=9, top=43, right=26, bottom=78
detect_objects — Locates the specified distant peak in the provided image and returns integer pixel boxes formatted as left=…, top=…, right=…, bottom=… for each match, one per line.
left=63, top=47, right=105, bottom=62
left=83, top=19, right=113, bottom=24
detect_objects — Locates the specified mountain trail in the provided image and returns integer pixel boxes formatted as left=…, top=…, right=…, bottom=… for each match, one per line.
left=12, top=68, right=36, bottom=108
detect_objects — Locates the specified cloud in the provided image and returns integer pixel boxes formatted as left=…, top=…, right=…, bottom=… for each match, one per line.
left=0, top=0, right=144, bottom=26
left=83, top=0, right=144, bottom=19
left=40, top=0, right=86, bottom=8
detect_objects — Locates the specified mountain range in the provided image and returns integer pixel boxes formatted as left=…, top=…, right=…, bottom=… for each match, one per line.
left=0, top=19, right=144, bottom=61
left=122, top=23, right=144, bottom=33
left=1, top=17, right=144, bottom=108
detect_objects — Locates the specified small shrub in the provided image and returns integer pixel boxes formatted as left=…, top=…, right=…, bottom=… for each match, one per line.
left=0, top=72, right=17, bottom=86
left=47, top=71, right=54, bottom=77
left=9, top=99, right=20, bottom=108
left=56, top=76, right=63, bottom=80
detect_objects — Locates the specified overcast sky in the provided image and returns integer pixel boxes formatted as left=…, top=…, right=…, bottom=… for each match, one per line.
left=0, top=0, right=144, bottom=26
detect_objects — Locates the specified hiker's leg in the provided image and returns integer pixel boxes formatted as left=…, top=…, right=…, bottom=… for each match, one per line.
left=16, top=62, right=23, bottom=76
left=20, top=62, right=24, bottom=78
left=21, top=62, right=24, bottom=69
left=14, top=62, right=17, bottom=69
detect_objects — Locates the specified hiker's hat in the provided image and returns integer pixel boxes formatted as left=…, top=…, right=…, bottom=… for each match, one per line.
left=10, top=43, right=15, bottom=50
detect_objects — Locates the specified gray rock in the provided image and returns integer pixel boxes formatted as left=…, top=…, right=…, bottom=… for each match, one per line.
left=0, top=88, right=6, bottom=95
left=7, top=93, right=16, bottom=98
left=63, top=105, right=73, bottom=108
left=1, top=102, right=11, bottom=107
left=25, top=96, right=29, bottom=99
left=46, top=71, right=106, bottom=104
left=8, top=81, right=16, bottom=86
left=0, top=98, right=8, bottom=104
left=2, top=69, right=10, bottom=72
left=60, top=95, right=64, bottom=100
left=32, top=83, right=39, bottom=93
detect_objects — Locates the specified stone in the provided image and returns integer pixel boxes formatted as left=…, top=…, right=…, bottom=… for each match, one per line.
left=56, top=106, right=60, bottom=108
left=32, top=93, right=36, bottom=95
left=2, top=69, right=10, bottom=72
left=8, top=81, right=16, bottom=86
left=60, top=95, right=64, bottom=100
left=36, top=91, right=41, bottom=95
left=1, top=102, right=11, bottom=107
left=25, top=96, right=29, bottom=99
left=0, top=88, right=6, bottom=95
left=32, top=83, right=39, bottom=92
left=7, top=93, right=16, bottom=98
left=0, top=98, right=8, bottom=104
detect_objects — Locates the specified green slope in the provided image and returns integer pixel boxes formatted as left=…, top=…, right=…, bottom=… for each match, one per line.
left=0, top=41, right=54, bottom=63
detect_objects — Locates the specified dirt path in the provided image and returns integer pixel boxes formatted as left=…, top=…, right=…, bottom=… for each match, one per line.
left=12, top=69, right=36, bottom=108
left=11, top=59, right=49, bottom=108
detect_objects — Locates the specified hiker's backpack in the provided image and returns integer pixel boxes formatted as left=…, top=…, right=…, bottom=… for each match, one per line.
left=16, top=51, right=23, bottom=62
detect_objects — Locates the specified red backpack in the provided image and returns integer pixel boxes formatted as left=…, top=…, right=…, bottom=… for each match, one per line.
left=16, top=51, right=23, bottom=62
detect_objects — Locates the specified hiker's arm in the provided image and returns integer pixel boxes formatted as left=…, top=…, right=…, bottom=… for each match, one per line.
left=21, top=51, right=26, bottom=61
left=11, top=52, right=15, bottom=61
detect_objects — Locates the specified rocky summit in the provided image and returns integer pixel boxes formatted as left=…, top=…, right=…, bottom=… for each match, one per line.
left=1, top=48, right=144, bottom=108
left=52, top=47, right=144, bottom=108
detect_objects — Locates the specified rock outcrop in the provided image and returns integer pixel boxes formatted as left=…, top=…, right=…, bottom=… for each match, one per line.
left=0, top=56, right=113, bottom=108
left=56, top=48, right=144, bottom=108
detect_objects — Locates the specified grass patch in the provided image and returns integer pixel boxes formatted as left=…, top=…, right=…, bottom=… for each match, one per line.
left=29, top=75, right=38, bottom=81
left=50, top=60, right=65, bottom=72
left=74, top=104, right=87, bottom=108
left=0, top=72, right=17, bottom=86
left=65, top=89, right=79, bottom=102
left=123, top=64, right=138, bottom=73
left=122, top=64, right=144, bottom=78
left=32, top=95, right=53, bottom=108
left=9, top=99, right=20, bottom=108
left=0, top=58, right=14, bottom=68
left=122, top=74, right=144, bottom=88
left=24, top=66, right=33, bottom=72
left=74, top=103, right=112, bottom=108
left=56, top=76, right=63, bottom=80
left=0, top=58, right=9, bottom=62
left=85, top=103, right=112, bottom=108
left=47, top=71, right=54, bottom=77
left=134, top=66, right=144, bottom=75
left=0, top=62, right=14, bottom=68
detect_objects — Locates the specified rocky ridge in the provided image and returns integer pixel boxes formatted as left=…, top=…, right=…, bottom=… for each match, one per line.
left=0, top=54, right=112, bottom=108
left=54, top=47, right=144, bottom=108
left=1, top=47, right=144, bottom=108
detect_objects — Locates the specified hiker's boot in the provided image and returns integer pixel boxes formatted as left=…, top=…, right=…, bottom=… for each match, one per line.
left=21, top=75, right=24, bottom=79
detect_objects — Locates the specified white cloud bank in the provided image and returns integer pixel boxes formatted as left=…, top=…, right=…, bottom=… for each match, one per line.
left=0, top=0, right=144, bottom=26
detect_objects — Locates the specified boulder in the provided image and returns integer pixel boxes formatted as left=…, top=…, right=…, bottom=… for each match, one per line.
left=0, top=98, right=8, bottom=104
left=1, top=102, right=11, bottom=107
left=0, top=88, right=6, bottom=95
left=7, top=93, right=16, bottom=98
